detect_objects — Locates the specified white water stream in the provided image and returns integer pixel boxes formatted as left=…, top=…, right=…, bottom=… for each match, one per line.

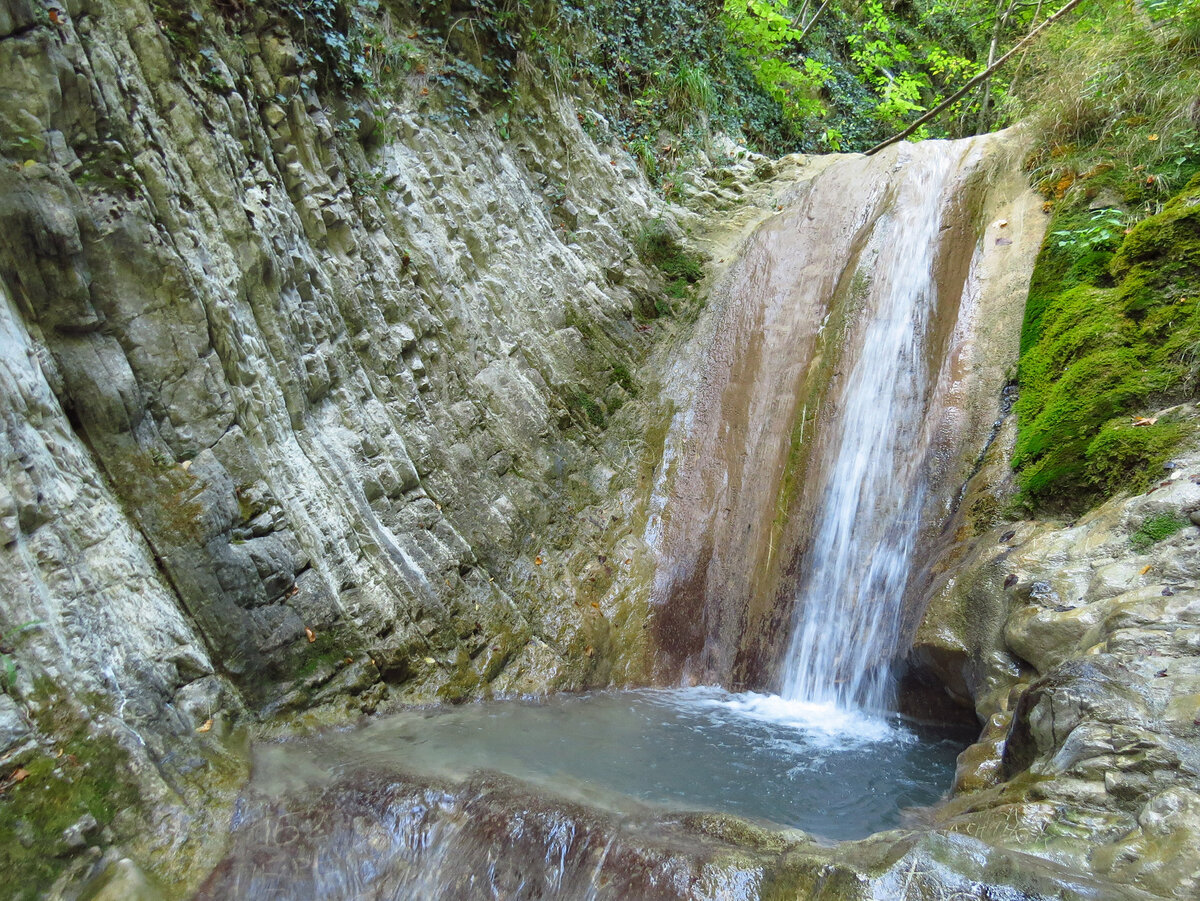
left=780, top=145, right=972, bottom=710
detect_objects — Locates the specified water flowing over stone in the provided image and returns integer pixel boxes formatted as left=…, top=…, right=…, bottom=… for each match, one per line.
left=781, top=144, right=974, bottom=710
left=650, top=135, right=1044, bottom=700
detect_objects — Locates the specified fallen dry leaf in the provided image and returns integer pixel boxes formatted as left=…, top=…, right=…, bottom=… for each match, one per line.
left=196, top=718, right=213, bottom=733
left=1140, top=564, right=1153, bottom=575
left=584, top=646, right=595, bottom=658
left=1132, top=416, right=1158, bottom=427
left=305, top=627, right=316, bottom=643
left=534, top=556, right=544, bottom=565
left=11, top=767, right=29, bottom=783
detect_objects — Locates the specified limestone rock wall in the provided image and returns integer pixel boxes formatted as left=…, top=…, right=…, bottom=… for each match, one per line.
left=0, top=0, right=677, bottom=758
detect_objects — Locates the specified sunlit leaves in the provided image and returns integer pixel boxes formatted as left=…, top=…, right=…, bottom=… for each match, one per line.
left=722, top=0, right=831, bottom=123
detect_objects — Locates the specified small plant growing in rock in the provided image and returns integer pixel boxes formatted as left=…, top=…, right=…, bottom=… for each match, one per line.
left=1130, top=512, right=1188, bottom=552
left=634, top=221, right=704, bottom=283
left=0, top=621, right=42, bottom=695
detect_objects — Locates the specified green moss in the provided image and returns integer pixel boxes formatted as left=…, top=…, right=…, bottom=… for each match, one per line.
left=634, top=222, right=704, bottom=284
left=610, top=363, right=638, bottom=397
left=0, top=702, right=142, bottom=900
left=436, top=647, right=480, bottom=704
left=1111, top=172, right=1200, bottom=314
left=479, top=624, right=530, bottom=683
left=290, top=630, right=344, bottom=680
left=569, top=389, right=606, bottom=428
left=1086, top=418, right=1185, bottom=496
left=1020, top=207, right=1121, bottom=358
left=1130, top=512, right=1189, bottom=552
left=1014, top=174, right=1200, bottom=510
left=665, top=277, right=691, bottom=300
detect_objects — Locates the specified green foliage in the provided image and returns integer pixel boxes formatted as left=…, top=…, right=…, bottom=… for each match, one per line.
left=1014, top=0, right=1200, bottom=194
left=847, top=0, right=928, bottom=126
left=1130, top=512, right=1189, bottom=552
left=722, top=0, right=830, bottom=123
left=1013, top=172, right=1200, bottom=511
left=667, top=62, right=717, bottom=124
left=1050, top=208, right=1127, bottom=252
left=263, top=0, right=375, bottom=88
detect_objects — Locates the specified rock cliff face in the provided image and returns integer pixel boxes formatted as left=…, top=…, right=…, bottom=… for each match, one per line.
left=1, top=0, right=682, bottom=716
left=0, top=0, right=725, bottom=888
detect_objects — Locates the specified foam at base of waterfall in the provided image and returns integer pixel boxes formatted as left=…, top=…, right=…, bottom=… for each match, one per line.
left=698, top=688, right=906, bottom=745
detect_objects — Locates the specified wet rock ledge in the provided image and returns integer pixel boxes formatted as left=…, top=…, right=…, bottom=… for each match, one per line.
left=912, top=405, right=1200, bottom=899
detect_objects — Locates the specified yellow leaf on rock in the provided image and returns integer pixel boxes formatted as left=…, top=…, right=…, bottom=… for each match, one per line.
left=197, top=718, right=213, bottom=733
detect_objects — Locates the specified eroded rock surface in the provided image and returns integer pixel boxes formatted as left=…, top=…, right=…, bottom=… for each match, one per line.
left=914, top=408, right=1200, bottom=897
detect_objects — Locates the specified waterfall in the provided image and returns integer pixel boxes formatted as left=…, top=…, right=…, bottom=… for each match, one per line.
left=649, top=133, right=1036, bottom=706
left=780, top=146, right=968, bottom=711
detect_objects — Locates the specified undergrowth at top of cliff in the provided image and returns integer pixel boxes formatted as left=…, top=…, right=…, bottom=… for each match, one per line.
left=1009, top=0, right=1200, bottom=514
left=134, top=0, right=1064, bottom=182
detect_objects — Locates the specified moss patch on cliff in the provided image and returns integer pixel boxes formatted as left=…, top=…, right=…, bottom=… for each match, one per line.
left=1130, top=511, right=1190, bottom=552
left=1013, top=172, right=1200, bottom=511
left=0, top=701, right=142, bottom=900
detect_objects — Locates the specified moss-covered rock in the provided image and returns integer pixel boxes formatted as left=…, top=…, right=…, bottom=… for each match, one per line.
left=0, top=703, right=142, bottom=900
left=1014, top=173, right=1200, bottom=510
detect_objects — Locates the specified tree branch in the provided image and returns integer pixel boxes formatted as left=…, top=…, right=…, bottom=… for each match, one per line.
left=798, top=0, right=834, bottom=43
left=864, top=0, right=1085, bottom=155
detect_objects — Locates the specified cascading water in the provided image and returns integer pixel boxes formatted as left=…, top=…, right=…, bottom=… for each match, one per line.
left=646, top=136, right=1021, bottom=698
left=780, top=147, right=966, bottom=711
